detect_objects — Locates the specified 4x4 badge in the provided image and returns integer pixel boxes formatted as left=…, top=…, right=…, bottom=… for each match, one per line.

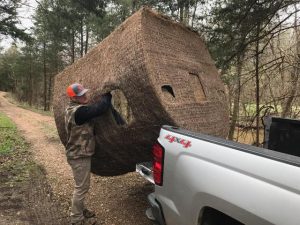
left=165, top=134, right=192, bottom=148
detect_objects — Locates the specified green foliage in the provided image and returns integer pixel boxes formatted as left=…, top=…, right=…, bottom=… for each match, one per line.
left=0, top=45, right=19, bottom=92
left=71, top=0, right=107, bottom=17
left=0, top=113, right=36, bottom=186
left=0, top=112, right=18, bottom=155
left=0, top=0, right=31, bottom=41
left=0, top=44, right=43, bottom=104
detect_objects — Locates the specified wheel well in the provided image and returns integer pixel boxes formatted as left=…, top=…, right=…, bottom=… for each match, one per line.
left=198, top=207, right=244, bottom=225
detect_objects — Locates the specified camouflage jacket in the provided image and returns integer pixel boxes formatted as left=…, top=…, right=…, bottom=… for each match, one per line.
left=64, top=102, right=95, bottom=159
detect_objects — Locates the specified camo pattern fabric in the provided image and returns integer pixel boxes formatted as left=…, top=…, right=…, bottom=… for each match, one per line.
left=65, top=102, right=95, bottom=159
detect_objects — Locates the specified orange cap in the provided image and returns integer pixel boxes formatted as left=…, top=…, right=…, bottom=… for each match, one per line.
left=66, top=83, right=89, bottom=97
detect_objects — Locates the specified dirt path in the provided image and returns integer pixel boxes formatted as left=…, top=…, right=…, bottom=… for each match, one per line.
left=0, top=92, right=154, bottom=225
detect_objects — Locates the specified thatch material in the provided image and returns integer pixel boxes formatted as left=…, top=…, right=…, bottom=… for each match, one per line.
left=53, top=7, right=229, bottom=176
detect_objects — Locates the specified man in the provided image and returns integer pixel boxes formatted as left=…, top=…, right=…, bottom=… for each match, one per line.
left=65, top=83, right=112, bottom=225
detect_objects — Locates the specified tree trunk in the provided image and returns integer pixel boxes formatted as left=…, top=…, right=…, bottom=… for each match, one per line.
left=268, top=38, right=280, bottom=114
left=43, top=40, right=48, bottom=111
left=132, top=0, right=137, bottom=13
left=169, top=2, right=176, bottom=17
left=281, top=5, right=299, bottom=118
left=80, top=18, right=84, bottom=58
left=13, top=72, right=17, bottom=95
left=228, top=53, right=244, bottom=140
left=178, top=1, right=184, bottom=22
left=71, top=29, right=75, bottom=63
left=29, top=52, right=33, bottom=106
left=85, top=24, right=89, bottom=54
left=255, top=23, right=260, bottom=146
left=191, top=0, right=198, bottom=28
left=48, top=73, right=52, bottom=110
left=183, top=0, right=190, bottom=25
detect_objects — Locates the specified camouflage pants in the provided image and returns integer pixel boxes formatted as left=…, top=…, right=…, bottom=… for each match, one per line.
left=67, top=157, right=91, bottom=223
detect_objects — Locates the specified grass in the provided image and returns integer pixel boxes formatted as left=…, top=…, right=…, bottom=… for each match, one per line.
left=0, top=112, right=36, bottom=184
left=0, top=112, right=18, bottom=155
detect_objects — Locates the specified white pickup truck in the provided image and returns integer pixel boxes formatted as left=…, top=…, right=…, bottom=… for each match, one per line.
left=136, top=125, right=300, bottom=225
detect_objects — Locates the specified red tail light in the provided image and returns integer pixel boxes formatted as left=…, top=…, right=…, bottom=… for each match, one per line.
left=152, top=142, right=164, bottom=186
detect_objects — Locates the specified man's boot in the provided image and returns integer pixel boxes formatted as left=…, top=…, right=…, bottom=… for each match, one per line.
left=71, top=217, right=97, bottom=225
left=83, top=209, right=96, bottom=218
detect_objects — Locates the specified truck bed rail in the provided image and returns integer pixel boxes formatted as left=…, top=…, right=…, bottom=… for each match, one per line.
left=163, top=125, right=300, bottom=168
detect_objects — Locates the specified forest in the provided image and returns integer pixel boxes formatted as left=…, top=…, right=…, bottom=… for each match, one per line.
left=0, top=0, right=299, bottom=144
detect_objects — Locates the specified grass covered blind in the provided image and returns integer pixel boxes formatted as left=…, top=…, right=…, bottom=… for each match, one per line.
left=53, top=8, right=229, bottom=176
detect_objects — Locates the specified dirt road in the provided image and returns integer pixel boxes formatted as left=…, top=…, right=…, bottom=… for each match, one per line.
left=0, top=92, right=154, bottom=225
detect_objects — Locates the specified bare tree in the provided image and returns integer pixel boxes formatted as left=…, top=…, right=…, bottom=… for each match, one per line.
left=228, top=53, right=245, bottom=140
left=281, top=4, right=300, bottom=118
